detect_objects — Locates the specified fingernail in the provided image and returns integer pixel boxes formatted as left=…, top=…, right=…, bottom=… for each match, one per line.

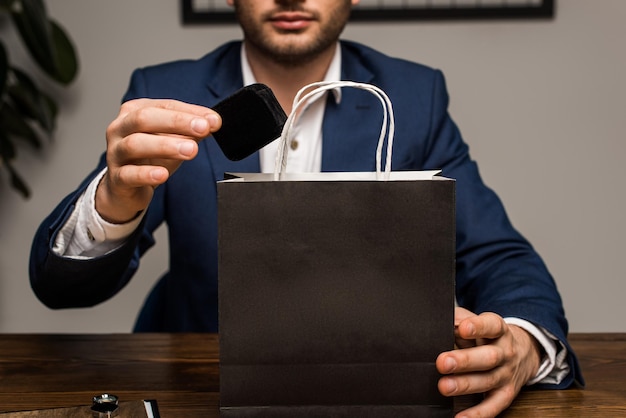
left=191, top=117, right=208, bottom=133
left=444, top=377, right=457, bottom=394
left=466, top=323, right=476, bottom=337
left=179, top=141, right=195, bottom=157
left=150, top=168, right=166, bottom=182
left=444, top=357, right=457, bottom=372
left=207, top=113, right=220, bottom=126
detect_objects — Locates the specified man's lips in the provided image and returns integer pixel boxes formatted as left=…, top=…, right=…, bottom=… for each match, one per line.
left=269, top=11, right=314, bottom=31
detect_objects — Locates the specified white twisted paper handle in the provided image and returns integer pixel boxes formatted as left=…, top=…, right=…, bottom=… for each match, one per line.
left=273, top=81, right=395, bottom=181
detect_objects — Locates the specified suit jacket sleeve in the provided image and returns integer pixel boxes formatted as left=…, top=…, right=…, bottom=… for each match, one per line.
left=423, top=70, right=583, bottom=388
left=29, top=69, right=158, bottom=309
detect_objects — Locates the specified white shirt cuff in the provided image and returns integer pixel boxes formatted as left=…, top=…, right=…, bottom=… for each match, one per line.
left=504, top=317, right=570, bottom=386
left=52, top=168, right=145, bottom=259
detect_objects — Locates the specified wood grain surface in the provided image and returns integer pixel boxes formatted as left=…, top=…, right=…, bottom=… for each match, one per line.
left=0, top=333, right=624, bottom=417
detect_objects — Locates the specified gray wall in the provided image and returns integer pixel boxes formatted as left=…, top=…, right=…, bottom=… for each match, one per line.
left=1, top=0, right=624, bottom=333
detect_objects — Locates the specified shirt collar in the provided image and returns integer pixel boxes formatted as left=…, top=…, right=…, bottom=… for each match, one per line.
left=240, top=42, right=342, bottom=104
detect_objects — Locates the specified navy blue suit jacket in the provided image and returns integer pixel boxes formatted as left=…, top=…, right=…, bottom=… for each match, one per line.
left=29, top=40, right=582, bottom=388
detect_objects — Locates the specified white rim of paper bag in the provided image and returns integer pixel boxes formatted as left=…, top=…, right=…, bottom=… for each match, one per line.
left=274, top=81, right=395, bottom=181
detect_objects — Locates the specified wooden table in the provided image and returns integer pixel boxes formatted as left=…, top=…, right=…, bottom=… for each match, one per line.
left=0, top=333, right=624, bottom=417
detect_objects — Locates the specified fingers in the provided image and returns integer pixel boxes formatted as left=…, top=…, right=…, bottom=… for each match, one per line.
left=457, top=312, right=507, bottom=341
left=438, top=363, right=509, bottom=399
left=454, top=307, right=477, bottom=348
left=437, top=345, right=505, bottom=376
left=112, top=99, right=221, bottom=139
left=105, top=98, right=218, bottom=180
left=454, top=306, right=476, bottom=326
left=106, top=133, right=200, bottom=192
left=111, top=133, right=199, bottom=164
left=439, top=370, right=506, bottom=398
left=121, top=97, right=217, bottom=117
left=97, top=99, right=219, bottom=223
left=109, top=164, right=170, bottom=189
left=439, top=310, right=539, bottom=418
left=437, top=345, right=507, bottom=400
left=437, top=347, right=514, bottom=418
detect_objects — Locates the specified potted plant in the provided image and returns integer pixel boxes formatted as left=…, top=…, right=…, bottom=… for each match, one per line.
left=0, top=0, right=78, bottom=198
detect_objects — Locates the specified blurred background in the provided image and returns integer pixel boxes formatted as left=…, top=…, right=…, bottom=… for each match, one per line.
left=0, top=0, right=624, bottom=333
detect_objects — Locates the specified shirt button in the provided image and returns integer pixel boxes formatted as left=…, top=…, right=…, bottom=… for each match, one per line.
left=290, top=139, right=299, bottom=151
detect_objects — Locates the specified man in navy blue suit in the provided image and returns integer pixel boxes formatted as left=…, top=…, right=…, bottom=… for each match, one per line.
left=29, top=1, right=582, bottom=416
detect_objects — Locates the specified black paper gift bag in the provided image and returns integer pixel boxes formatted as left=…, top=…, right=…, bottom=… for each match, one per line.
left=217, top=82, right=455, bottom=418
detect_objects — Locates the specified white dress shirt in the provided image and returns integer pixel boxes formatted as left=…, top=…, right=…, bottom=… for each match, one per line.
left=53, top=43, right=568, bottom=386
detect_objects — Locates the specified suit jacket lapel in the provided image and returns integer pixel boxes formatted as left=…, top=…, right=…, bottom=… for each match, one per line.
left=321, top=43, right=381, bottom=173
left=204, top=42, right=244, bottom=100
left=204, top=41, right=384, bottom=177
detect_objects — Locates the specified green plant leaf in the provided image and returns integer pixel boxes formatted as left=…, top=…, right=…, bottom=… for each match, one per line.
left=11, top=0, right=57, bottom=80
left=0, top=102, right=42, bottom=149
left=8, top=66, right=56, bottom=132
left=1, top=0, right=76, bottom=198
left=0, top=0, right=14, bottom=13
left=0, top=129, right=17, bottom=160
left=49, top=19, right=78, bottom=84
left=1, top=157, right=31, bottom=198
left=41, top=91, right=57, bottom=128
left=0, top=42, right=8, bottom=97
left=1, top=128, right=32, bottom=199
left=0, top=116, right=35, bottom=200
left=10, top=0, right=78, bottom=84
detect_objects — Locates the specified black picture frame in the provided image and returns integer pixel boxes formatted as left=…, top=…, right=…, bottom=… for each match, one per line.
left=182, top=0, right=555, bottom=25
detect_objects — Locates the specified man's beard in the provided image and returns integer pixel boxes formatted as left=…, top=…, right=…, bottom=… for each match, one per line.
left=245, top=33, right=338, bottom=67
left=234, top=2, right=352, bottom=67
